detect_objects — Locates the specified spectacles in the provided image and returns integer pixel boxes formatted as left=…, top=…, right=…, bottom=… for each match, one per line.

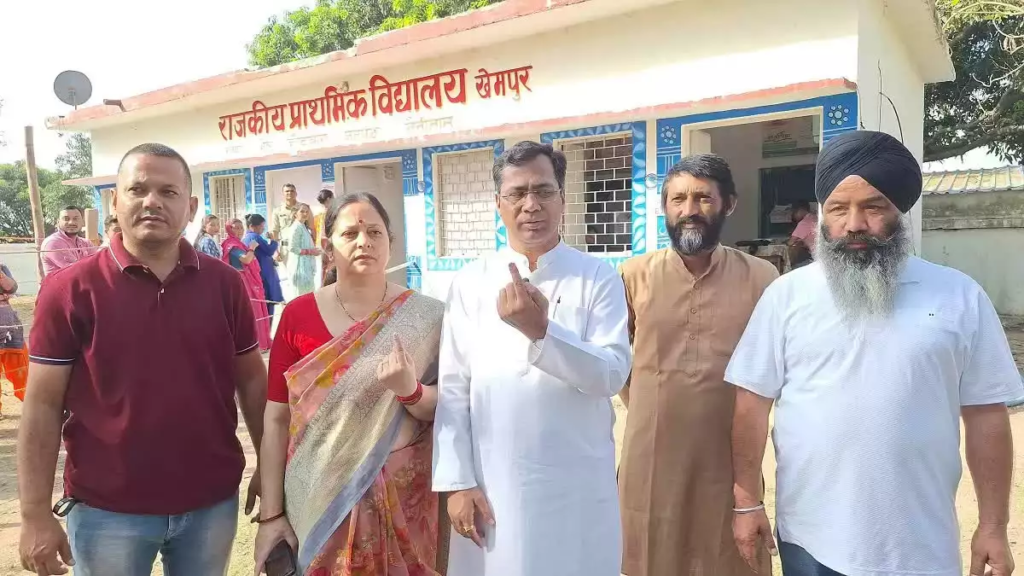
left=499, top=188, right=563, bottom=206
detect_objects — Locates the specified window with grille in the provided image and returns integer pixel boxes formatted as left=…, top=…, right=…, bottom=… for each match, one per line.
left=436, top=149, right=496, bottom=257
left=560, top=135, right=633, bottom=254
left=212, top=176, right=247, bottom=225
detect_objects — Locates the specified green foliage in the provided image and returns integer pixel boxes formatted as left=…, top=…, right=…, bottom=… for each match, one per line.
left=0, top=163, right=33, bottom=239
left=247, top=0, right=503, bottom=68
left=925, top=1, right=1024, bottom=161
left=54, top=133, right=92, bottom=180
left=0, top=134, right=95, bottom=238
left=44, top=133, right=95, bottom=226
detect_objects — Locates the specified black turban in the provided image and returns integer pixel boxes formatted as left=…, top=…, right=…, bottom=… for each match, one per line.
left=814, top=130, right=922, bottom=213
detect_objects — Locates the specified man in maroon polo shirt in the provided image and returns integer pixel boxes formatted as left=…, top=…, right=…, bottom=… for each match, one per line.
left=17, top=143, right=268, bottom=576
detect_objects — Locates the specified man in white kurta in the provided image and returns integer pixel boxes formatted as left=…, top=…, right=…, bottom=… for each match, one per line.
left=433, top=141, right=631, bottom=576
left=728, top=132, right=1021, bottom=576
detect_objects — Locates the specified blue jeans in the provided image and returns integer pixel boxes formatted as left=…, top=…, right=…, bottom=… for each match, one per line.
left=66, top=494, right=238, bottom=576
left=779, top=541, right=846, bottom=576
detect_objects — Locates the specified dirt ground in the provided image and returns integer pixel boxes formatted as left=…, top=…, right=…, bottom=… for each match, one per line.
left=0, top=296, right=1020, bottom=575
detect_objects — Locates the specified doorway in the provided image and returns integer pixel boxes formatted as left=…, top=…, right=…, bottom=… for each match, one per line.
left=334, top=162, right=407, bottom=287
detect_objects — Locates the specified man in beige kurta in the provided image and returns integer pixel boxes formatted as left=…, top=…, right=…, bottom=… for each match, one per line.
left=619, top=154, right=778, bottom=576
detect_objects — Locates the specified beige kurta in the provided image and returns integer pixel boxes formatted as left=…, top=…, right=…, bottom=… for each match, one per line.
left=618, top=246, right=778, bottom=576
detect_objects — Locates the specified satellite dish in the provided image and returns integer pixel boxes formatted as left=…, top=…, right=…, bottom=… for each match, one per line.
left=53, top=70, right=93, bottom=108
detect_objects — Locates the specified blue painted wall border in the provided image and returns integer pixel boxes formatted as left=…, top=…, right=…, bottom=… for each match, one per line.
left=201, top=168, right=253, bottom=217
left=541, top=121, right=647, bottom=271
left=422, top=139, right=505, bottom=272
left=406, top=255, right=423, bottom=290
left=92, top=184, right=115, bottom=225
left=654, top=91, right=858, bottom=249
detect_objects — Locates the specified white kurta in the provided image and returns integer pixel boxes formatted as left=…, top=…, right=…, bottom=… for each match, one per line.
left=433, top=242, right=631, bottom=576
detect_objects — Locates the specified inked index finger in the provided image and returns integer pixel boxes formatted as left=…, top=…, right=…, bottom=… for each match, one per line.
left=508, top=263, right=524, bottom=286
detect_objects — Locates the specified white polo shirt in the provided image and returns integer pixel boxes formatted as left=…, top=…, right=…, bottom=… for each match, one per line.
left=725, top=256, right=1022, bottom=576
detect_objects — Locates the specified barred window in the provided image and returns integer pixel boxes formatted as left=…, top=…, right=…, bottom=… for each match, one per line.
left=436, top=149, right=497, bottom=257
left=560, top=135, right=633, bottom=254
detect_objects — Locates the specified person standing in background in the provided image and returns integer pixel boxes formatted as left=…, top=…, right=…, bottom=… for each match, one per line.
left=244, top=214, right=284, bottom=319
left=222, top=219, right=272, bottom=352
left=40, top=206, right=97, bottom=276
left=618, top=155, right=778, bottom=576
left=314, top=188, right=334, bottom=286
left=0, top=262, right=27, bottom=417
left=285, top=203, right=319, bottom=297
left=101, top=215, right=120, bottom=247
left=194, top=214, right=223, bottom=259
left=788, top=200, right=818, bottom=268
left=272, top=184, right=300, bottom=265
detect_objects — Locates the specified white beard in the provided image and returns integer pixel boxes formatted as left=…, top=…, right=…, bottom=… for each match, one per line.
left=813, top=217, right=911, bottom=322
left=673, top=228, right=706, bottom=254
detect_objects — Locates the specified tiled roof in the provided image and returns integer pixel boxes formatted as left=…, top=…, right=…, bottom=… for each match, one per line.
left=922, top=165, right=1024, bottom=195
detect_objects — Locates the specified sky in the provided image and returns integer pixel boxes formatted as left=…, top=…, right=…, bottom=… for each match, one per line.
left=0, top=0, right=1009, bottom=173
left=0, top=0, right=307, bottom=169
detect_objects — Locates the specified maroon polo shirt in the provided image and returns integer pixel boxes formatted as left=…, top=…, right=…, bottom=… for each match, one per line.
left=29, top=233, right=258, bottom=515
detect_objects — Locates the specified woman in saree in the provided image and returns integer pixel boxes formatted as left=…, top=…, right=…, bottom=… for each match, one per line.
left=285, top=203, right=320, bottom=297
left=222, top=218, right=272, bottom=352
left=254, top=192, right=447, bottom=576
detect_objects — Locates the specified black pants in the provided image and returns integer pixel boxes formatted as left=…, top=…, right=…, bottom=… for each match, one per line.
left=779, top=542, right=846, bottom=576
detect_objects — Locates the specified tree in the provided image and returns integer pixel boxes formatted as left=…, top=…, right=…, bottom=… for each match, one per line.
left=44, top=133, right=95, bottom=226
left=247, top=0, right=503, bottom=68
left=378, top=0, right=498, bottom=32
left=925, top=1, right=1024, bottom=161
left=54, top=133, right=92, bottom=180
left=0, top=162, right=94, bottom=238
left=0, top=163, right=33, bottom=239
left=0, top=134, right=95, bottom=238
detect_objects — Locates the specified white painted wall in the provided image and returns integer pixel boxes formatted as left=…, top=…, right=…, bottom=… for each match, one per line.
left=856, top=0, right=927, bottom=252
left=923, top=229, right=1024, bottom=315
left=88, top=0, right=859, bottom=175
left=83, top=0, right=943, bottom=292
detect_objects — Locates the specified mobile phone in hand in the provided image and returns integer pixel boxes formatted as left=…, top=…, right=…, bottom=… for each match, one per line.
left=265, top=540, right=298, bottom=576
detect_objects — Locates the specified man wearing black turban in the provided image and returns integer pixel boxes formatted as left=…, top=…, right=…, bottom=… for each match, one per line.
left=727, top=130, right=1020, bottom=576
left=814, top=130, right=922, bottom=214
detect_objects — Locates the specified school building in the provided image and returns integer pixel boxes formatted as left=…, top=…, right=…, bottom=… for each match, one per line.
left=49, top=0, right=953, bottom=300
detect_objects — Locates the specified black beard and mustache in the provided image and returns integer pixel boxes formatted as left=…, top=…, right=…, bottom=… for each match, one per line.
left=814, top=217, right=911, bottom=321
left=667, top=212, right=726, bottom=255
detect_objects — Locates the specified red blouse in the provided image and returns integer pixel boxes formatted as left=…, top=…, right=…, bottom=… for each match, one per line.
left=268, top=293, right=333, bottom=404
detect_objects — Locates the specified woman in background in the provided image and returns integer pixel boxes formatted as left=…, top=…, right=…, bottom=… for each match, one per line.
left=286, top=203, right=320, bottom=297
left=0, top=262, right=27, bottom=417
left=194, top=214, right=222, bottom=259
left=222, top=219, right=272, bottom=352
left=253, top=192, right=447, bottom=575
left=243, top=213, right=284, bottom=319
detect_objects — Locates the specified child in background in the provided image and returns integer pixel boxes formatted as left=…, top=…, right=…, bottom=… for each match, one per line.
left=0, top=263, right=27, bottom=416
